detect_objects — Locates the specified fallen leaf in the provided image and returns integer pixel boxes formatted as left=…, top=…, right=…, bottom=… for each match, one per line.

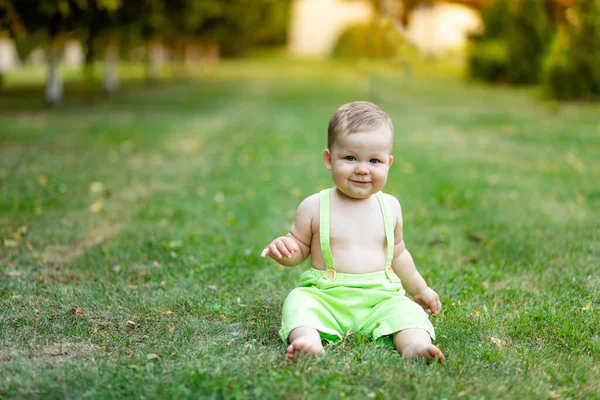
left=70, top=307, right=84, bottom=317
left=89, top=182, right=105, bottom=193
left=489, top=336, right=506, bottom=350
left=38, top=175, right=48, bottom=186
left=61, top=274, right=79, bottom=284
left=162, top=310, right=173, bottom=315
left=3, top=239, right=19, bottom=248
left=89, top=200, right=104, bottom=213
left=168, top=240, right=183, bottom=248
left=469, top=311, right=481, bottom=318
left=101, top=323, right=116, bottom=331
left=582, top=302, right=592, bottom=311
left=226, top=339, right=235, bottom=347
left=146, top=353, right=160, bottom=361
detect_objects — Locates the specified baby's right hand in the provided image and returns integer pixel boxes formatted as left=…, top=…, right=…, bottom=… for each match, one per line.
left=260, top=236, right=299, bottom=260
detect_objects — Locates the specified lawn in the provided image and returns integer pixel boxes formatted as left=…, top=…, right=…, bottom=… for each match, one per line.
left=1, top=58, right=599, bottom=399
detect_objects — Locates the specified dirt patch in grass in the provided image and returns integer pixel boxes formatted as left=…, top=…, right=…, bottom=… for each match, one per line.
left=0, top=342, right=101, bottom=364
left=41, top=223, right=125, bottom=264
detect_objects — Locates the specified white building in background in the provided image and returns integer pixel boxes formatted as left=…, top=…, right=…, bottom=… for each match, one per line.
left=63, top=40, right=84, bottom=67
left=288, top=0, right=374, bottom=56
left=288, top=0, right=482, bottom=57
left=0, top=37, right=19, bottom=72
left=0, top=38, right=85, bottom=71
left=402, top=2, right=481, bottom=56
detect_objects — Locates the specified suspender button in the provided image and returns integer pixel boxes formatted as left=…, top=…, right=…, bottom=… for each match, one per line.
left=386, top=267, right=398, bottom=280
left=324, top=269, right=336, bottom=282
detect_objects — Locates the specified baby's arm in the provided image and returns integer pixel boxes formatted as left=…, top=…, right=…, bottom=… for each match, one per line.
left=260, top=194, right=316, bottom=266
left=389, top=196, right=442, bottom=316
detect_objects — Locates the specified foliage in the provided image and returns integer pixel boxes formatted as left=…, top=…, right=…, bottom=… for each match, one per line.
left=198, top=0, right=292, bottom=57
left=467, top=38, right=509, bottom=83
left=543, top=0, right=600, bottom=99
left=468, top=0, right=553, bottom=84
left=333, top=19, right=406, bottom=59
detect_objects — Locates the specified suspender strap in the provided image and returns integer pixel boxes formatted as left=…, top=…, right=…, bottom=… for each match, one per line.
left=319, top=189, right=395, bottom=280
left=319, top=188, right=335, bottom=271
left=375, top=191, right=395, bottom=268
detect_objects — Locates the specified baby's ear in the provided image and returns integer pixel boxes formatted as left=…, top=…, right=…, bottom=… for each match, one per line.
left=323, top=149, right=332, bottom=170
left=388, top=155, right=394, bottom=167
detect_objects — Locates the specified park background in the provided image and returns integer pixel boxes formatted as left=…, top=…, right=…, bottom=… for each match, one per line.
left=1, top=0, right=599, bottom=398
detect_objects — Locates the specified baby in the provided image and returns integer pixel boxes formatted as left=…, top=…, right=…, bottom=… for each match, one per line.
left=261, top=101, right=444, bottom=362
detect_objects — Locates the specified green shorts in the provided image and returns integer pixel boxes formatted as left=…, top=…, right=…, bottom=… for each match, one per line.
left=279, top=268, right=436, bottom=346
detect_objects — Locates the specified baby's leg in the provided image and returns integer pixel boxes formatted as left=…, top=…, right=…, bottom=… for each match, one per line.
left=286, top=326, right=325, bottom=362
left=393, top=328, right=444, bottom=363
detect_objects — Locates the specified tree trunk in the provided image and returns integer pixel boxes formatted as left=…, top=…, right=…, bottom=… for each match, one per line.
left=103, top=40, right=119, bottom=94
left=146, top=39, right=164, bottom=84
left=45, top=41, right=63, bottom=105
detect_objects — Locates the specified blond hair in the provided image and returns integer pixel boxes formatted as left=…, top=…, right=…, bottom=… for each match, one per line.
left=327, top=101, right=393, bottom=149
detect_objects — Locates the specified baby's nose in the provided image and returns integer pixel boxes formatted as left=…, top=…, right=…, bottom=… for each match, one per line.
left=355, top=163, right=369, bottom=174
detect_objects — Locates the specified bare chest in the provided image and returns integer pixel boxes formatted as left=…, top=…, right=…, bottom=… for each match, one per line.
left=328, top=203, right=386, bottom=246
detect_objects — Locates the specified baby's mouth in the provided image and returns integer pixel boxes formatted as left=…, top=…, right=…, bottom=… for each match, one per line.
left=350, top=180, right=371, bottom=185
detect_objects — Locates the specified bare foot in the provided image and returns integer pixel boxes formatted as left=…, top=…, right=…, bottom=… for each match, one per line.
left=286, top=336, right=325, bottom=362
left=402, top=343, right=445, bottom=363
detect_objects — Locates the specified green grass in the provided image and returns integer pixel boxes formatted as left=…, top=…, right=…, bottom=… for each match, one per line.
left=1, top=58, right=599, bottom=399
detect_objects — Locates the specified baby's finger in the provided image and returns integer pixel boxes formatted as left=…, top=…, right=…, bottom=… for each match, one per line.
left=276, top=240, right=292, bottom=258
left=431, top=301, right=441, bottom=316
left=260, top=248, right=270, bottom=258
left=269, top=243, right=282, bottom=259
left=282, top=239, right=298, bottom=255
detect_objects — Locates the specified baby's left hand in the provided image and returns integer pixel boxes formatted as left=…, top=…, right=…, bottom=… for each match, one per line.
left=413, top=287, right=442, bottom=316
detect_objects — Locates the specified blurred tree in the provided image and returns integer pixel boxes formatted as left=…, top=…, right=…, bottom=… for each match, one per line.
left=468, top=0, right=553, bottom=84
left=9, top=0, right=86, bottom=104
left=198, top=0, right=291, bottom=57
left=3, top=0, right=121, bottom=103
left=505, top=0, right=552, bottom=83
left=1, top=0, right=292, bottom=97
left=543, top=0, right=600, bottom=99
left=78, top=0, right=123, bottom=93
left=117, top=0, right=169, bottom=83
left=333, top=19, right=410, bottom=59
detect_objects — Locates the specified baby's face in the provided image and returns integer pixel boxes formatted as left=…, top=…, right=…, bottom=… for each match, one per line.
left=324, top=125, right=393, bottom=199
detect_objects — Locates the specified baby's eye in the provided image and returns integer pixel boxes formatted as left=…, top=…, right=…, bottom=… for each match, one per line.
left=369, top=159, right=380, bottom=164
left=345, top=156, right=356, bottom=162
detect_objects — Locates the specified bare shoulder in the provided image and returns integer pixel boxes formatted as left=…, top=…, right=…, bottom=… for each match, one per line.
left=296, top=193, right=320, bottom=219
left=381, top=192, right=402, bottom=214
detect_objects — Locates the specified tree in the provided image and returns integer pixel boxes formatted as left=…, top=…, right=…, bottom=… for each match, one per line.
left=468, top=0, right=553, bottom=84
left=6, top=0, right=121, bottom=103
left=543, top=0, right=600, bottom=99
